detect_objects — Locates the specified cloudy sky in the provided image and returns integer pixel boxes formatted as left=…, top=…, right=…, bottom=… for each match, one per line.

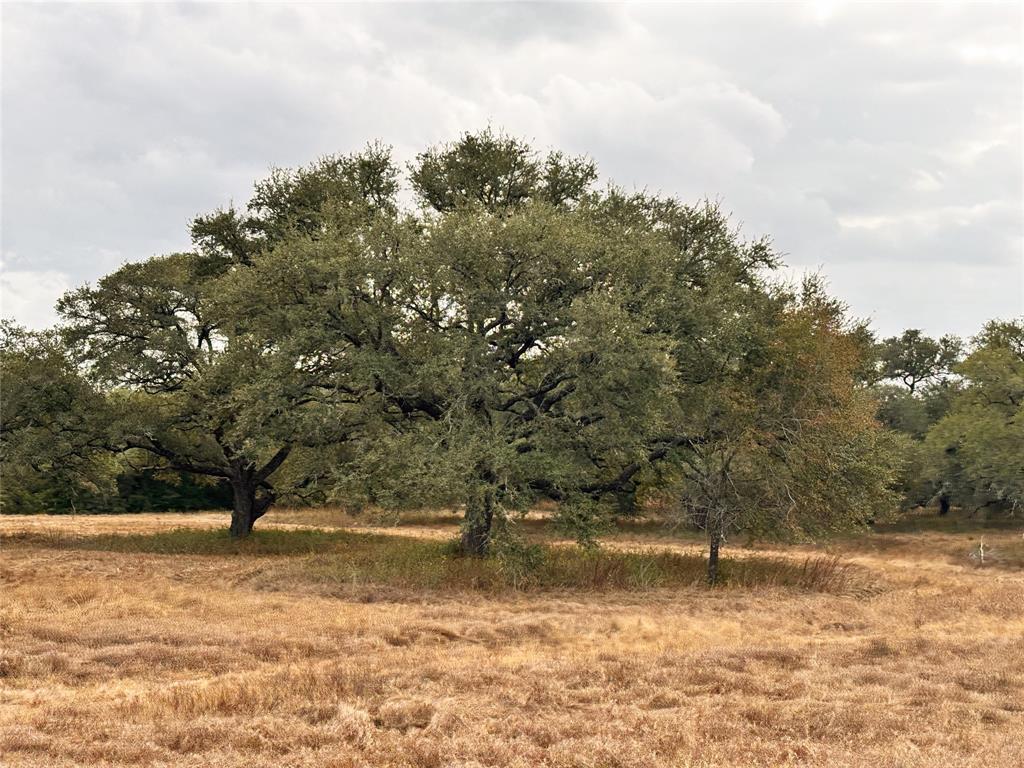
left=2, top=2, right=1021, bottom=337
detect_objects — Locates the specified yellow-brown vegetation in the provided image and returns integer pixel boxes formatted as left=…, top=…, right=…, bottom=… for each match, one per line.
left=1, top=510, right=1022, bottom=767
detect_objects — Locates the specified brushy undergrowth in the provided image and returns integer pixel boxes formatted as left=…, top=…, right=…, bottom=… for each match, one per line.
left=6, top=527, right=870, bottom=594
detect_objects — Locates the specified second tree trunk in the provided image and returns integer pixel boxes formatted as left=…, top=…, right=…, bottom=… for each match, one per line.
left=706, top=523, right=723, bottom=585
left=461, top=487, right=495, bottom=556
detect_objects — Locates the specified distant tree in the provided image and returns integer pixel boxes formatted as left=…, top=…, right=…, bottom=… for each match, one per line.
left=877, top=329, right=962, bottom=393
left=0, top=324, right=233, bottom=515
left=874, top=385, right=931, bottom=439
left=922, top=319, right=1024, bottom=514
left=865, top=329, right=963, bottom=514
left=0, top=322, right=118, bottom=512
left=113, top=463, right=234, bottom=513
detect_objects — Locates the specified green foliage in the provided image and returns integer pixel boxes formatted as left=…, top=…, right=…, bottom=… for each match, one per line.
left=190, top=143, right=398, bottom=263
left=552, top=495, right=612, bottom=549
left=659, top=277, right=903, bottom=569
left=115, top=469, right=232, bottom=513
left=1, top=464, right=231, bottom=515
left=410, top=128, right=596, bottom=212
left=39, top=147, right=403, bottom=534
left=876, top=329, right=962, bottom=393
left=231, top=134, right=687, bottom=552
left=874, top=384, right=932, bottom=438
left=921, top=319, right=1024, bottom=512
left=0, top=322, right=117, bottom=512
left=866, top=330, right=963, bottom=512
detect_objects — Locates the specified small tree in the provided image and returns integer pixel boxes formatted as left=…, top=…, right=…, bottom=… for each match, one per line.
left=669, top=281, right=902, bottom=583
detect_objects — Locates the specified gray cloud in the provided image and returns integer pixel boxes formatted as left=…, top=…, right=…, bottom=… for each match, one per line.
left=2, top=2, right=1020, bottom=337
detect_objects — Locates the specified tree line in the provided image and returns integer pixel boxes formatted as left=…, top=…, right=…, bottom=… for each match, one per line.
left=871, top=326, right=1023, bottom=517
left=1, top=131, right=1020, bottom=581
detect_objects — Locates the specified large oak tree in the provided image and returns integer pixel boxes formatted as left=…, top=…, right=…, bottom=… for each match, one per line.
left=5, top=130, right=903, bottom=561
left=233, top=132, right=681, bottom=553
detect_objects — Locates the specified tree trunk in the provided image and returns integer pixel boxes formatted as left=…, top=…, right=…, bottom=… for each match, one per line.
left=460, top=487, right=495, bottom=556
left=229, top=479, right=273, bottom=538
left=615, top=488, right=638, bottom=516
left=706, top=523, right=723, bottom=586
left=938, top=494, right=951, bottom=516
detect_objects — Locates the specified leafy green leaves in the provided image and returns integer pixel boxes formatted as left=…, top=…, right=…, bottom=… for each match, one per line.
left=922, top=319, right=1024, bottom=511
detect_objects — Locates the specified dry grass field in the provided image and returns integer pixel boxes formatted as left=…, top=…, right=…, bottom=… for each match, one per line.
left=1, top=509, right=1022, bottom=767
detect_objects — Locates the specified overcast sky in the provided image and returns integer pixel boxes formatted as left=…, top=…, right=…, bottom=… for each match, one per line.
left=2, top=2, right=1021, bottom=338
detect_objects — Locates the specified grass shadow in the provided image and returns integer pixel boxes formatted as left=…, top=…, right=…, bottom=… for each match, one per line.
left=2, top=527, right=376, bottom=556
left=873, top=509, right=1022, bottom=534
left=7, top=526, right=875, bottom=595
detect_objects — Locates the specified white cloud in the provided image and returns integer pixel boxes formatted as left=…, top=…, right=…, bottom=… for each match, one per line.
left=837, top=201, right=1012, bottom=233
left=0, top=258, right=70, bottom=329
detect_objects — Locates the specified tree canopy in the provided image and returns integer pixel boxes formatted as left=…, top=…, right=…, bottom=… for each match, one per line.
left=876, top=329, right=962, bottom=393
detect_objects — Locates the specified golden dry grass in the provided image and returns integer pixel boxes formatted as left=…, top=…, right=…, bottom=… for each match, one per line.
left=1, top=510, right=1022, bottom=767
